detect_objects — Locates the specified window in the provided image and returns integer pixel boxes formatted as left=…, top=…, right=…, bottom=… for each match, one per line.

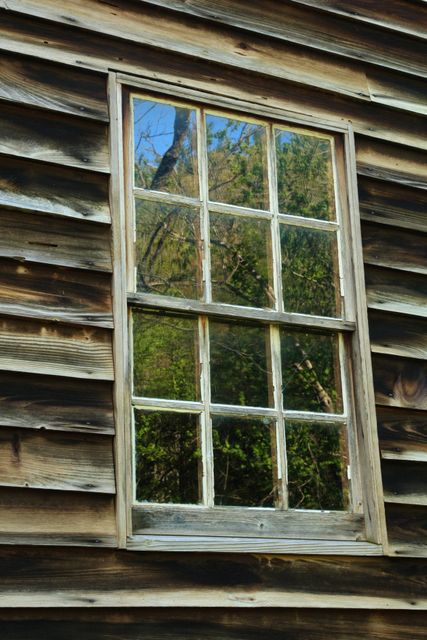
left=114, top=77, right=385, bottom=553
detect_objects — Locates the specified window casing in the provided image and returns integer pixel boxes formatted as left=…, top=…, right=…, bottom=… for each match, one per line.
left=113, top=75, right=385, bottom=553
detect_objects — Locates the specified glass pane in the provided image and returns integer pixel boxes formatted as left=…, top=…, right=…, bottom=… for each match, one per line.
left=210, top=212, right=274, bottom=308
left=286, top=421, right=349, bottom=510
left=213, top=416, right=277, bottom=507
left=281, top=225, right=340, bottom=317
left=135, top=199, right=202, bottom=299
left=210, top=320, right=272, bottom=407
left=276, top=129, right=336, bottom=221
left=133, top=311, right=200, bottom=401
left=207, top=114, right=268, bottom=209
left=134, top=410, right=201, bottom=504
left=281, top=330, right=343, bottom=413
left=133, top=98, right=198, bottom=197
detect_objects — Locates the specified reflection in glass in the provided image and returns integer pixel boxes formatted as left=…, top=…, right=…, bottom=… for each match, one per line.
left=133, top=98, right=198, bottom=197
left=281, top=225, right=340, bottom=317
left=207, top=114, right=268, bottom=209
left=286, top=421, right=349, bottom=510
left=134, top=410, right=201, bottom=504
left=135, top=200, right=202, bottom=299
left=210, top=320, right=272, bottom=407
left=276, top=129, right=336, bottom=221
left=210, top=212, right=274, bottom=308
left=213, top=416, right=277, bottom=507
left=281, top=330, right=342, bottom=413
left=133, top=311, right=199, bottom=401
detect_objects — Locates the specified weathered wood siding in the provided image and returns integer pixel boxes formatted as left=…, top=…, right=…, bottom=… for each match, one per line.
left=0, top=0, right=425, bottom=636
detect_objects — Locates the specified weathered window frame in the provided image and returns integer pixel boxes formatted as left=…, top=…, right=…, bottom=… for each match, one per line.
left=109, top=72, right=387, bottom=554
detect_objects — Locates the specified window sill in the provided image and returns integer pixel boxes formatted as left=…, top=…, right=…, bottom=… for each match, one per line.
left=127, top=534, right=383, bottom=555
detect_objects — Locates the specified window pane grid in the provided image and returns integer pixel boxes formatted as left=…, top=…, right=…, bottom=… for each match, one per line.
left=130, top=95, right=354, bottom=512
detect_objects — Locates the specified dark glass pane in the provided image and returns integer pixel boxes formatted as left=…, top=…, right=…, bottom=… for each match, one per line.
left=135, top=199, right=202, bottom=299
left=135, top=410, right=201, bottom=504
left=207, top=114, right=268, bottom=209
left=281, top=330, right=343, bottom=413
left=210, top=320, right=272, bottom=407
left=210, top=212, right=274, bottom=308
left=276, top=129, right=336, bottom=221
left=213, top=416, right=277, bottom=507
left=133, top=98, right=198, bottom=197
left=133, top=311, right=200, bottom=401
left=281, top=225, right=340, bottom=317
left=286, top=421, right=349, bottom=510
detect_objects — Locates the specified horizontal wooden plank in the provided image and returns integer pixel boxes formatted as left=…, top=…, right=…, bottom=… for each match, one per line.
left=377, top=406, right=427, bottom=463
left=0, top=547, right=425, bottom=607
left=386, top=503, right=427, bottom=556
left=0, top=51, right=108, bottom=121
left=362, top=222, right=427, bottom=276
left=0, top=317, right=114, bottom=380
left=359, top=177, right=427, bottom=232
left=138, top=0, right=427, bottom=77
left=128, top=536, right=381, bottom=555
left=0, top=371, right=114, bottom=434
left=1, top=15, right=427, bottom=151
left=382, top=460, right=427, bottom=506
left=133, top=506, right=364, bottom=541
left=356, top=137, right=427, bottom=190
left=0, top=428, right=115, bottom=493
left=0, top=487, right=116, bottom=539
left=287, top=0, right=427, bottom=41
left=1, top=608, right=427, bottom=640
left=0, top=209, right=112, bottom=272
left=0, top=101, right=109, bottom=172
left=372, top=353, right=427, bottom=411
left=369, top=311, right=427, bottom=360
left=0, top=608, right=426, bottom=640
left=0, top=155, right=110, bottom=223
left=0, top=1, right=373, bottom=101
left=365, top=266, right=427, bottom=319
left=0, top=258, right=112, bottom=328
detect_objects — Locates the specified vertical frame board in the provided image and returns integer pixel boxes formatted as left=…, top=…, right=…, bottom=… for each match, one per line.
left=108, top=72, right=130, bottom=547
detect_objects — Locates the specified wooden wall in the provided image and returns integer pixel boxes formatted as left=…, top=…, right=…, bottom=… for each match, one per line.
left=0, top=0, right=425, bottom=636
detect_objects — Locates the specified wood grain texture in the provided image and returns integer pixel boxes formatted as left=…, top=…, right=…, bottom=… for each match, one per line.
left=369, top=311, right=427, bottom=360
left=386, top=504, right=427, bottom=556
left=132, top=506, right=364, bottom=541
left=0, top=51, right=108, bottom=121
left=0, top=0, right=374, bottom=101
left=362, top=222, right=427, bottom=276
left=0, top=258, right=112, bottom=328
left=0, top=487, right=116, bottom=539
left=0, top=209, right=112, bottom=272
left=1, top=13, right=427, bottom=151
left=0, top=428, right=115, bottom=493
left=0, top=101, right=109, bottom=172
left=365, top=266, right=427, bottom=319
left=0, top=371, right=114, bottom=434
left=137, top=0, right=427, bottom=77
left=0, top=547, right=425, bottom=608
left=359, top=177, right=427, bottom=232
left=0, top=608, right=427, bottom=639
left=356, top=137, right=427, bottom=190
left=0, top=155, right=110, bottom=223
left=0, top=317, right=113, bottom=380
left=377, top=406, right=427, bottom=463
left=287, top=0, right=427, bottom=41
left=372, top=354, right=427, bottom=411
left=382, top=460, right=427, bottom=506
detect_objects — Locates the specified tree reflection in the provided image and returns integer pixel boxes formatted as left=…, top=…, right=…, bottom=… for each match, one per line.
left=133, top=100, right=347, bottom=509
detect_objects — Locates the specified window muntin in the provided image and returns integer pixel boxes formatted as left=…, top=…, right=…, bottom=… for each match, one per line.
left=128, top=93, right=361, bottom=534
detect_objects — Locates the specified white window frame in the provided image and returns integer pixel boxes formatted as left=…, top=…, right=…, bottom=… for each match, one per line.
left=109, top=72, right=387, bottom=554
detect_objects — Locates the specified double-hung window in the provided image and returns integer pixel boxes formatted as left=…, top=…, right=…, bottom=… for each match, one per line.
left=116, top=77, right=385, bottom=552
